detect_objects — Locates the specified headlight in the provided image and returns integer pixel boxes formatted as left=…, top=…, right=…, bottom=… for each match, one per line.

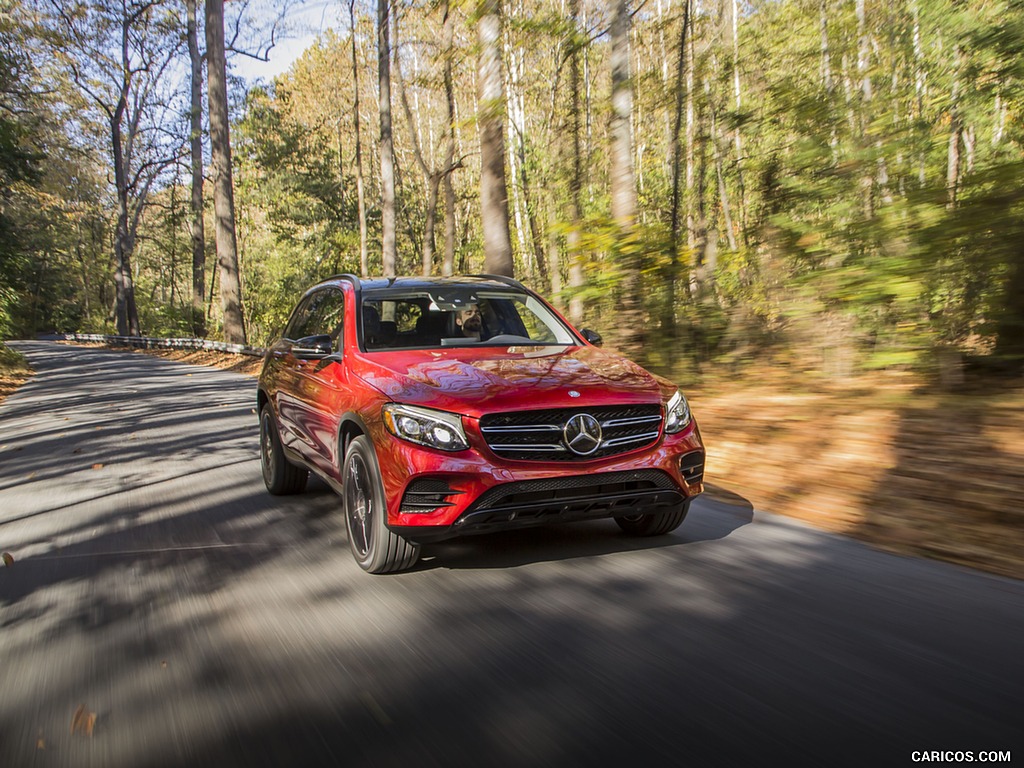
left=382, top=404, right=469, bottom=452
left=664, top=390, right=691, bottom=434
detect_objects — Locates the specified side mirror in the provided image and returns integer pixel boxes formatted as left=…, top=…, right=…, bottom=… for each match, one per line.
left=292, top=334, right=334, bottom=360
left=579, top=328, right=603, bottom=347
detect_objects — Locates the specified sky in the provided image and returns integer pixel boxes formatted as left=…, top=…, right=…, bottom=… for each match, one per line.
left=228, top=0, right=339, bottom=84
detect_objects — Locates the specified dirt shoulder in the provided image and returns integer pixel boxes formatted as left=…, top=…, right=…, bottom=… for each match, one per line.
left=0, top=346, right=32, bottom=405
left=0, top=370, right=32, bottom=403
left=691, top=372, right=1024, bottom=580
left=16, top=343, right=1024, bottom=580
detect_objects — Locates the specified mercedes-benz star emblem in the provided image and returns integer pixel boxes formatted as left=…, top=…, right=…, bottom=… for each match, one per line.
left=563, top=413, right=602, bottom=456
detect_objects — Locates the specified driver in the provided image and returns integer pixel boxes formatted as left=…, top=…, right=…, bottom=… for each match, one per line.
left=455, top=306, right=483, bottom=338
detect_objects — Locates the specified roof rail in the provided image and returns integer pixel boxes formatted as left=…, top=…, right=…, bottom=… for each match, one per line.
left=471, top=273, right=527, bottom=290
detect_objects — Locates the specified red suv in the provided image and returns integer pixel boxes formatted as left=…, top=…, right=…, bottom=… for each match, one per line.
left=257, top=275, right=705, bottom=573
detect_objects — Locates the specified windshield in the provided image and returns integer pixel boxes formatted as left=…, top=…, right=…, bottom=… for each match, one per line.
left=360, top=290, right=577, bottom=351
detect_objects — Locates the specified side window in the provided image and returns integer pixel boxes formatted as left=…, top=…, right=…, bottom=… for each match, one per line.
left=285, top=289, right=345, bottom=346
left=283, top=295, right=317, bottom=340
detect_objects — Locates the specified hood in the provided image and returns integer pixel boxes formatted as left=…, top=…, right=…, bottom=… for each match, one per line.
left=354, top=344, right=674, bottom=418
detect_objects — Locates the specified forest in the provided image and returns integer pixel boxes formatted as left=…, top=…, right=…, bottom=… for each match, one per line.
left=2, top=0, right=1023, bottom=381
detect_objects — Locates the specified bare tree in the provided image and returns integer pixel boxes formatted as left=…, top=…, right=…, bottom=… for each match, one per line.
left=50, top=0, right=184, bottom=337
left=206, top=0, right=246, bottom=344
left=379, top=0, right=397, bottom=277
left=185, top=0, right=205, bottom=335
left=349, top=0, right=370, bottom=277
left=393, top=5, right=462, bottom=277
left=476, top=0, right=514, bottom=277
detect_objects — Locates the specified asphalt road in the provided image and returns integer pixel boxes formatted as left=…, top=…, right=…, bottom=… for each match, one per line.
left=1, top=341, right=1021, bottom=768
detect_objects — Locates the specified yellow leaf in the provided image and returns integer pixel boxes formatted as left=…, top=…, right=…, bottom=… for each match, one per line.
left=70, top=704, right=97, bottom=737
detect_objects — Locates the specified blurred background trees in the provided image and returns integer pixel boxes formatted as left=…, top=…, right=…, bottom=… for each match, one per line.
left=3, top=0, right=1023, bottom=380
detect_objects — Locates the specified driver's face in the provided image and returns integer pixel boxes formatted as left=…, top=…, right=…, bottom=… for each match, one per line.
left=458, top=307, right=482, bottom=334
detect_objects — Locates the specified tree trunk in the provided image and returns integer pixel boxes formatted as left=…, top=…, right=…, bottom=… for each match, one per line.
left=666, top=0, right=691, bottom=351
left=378, top=0, right=397, bottom=277
left=947, top=44, right=963, bottom=208
left=505, top=29, right=529, bottom=273
left=350, top=0, right=369, bottom=277
left=442, top=0, right=457, bottom=276
left=912, top=0, right=926, bottom=185
left=186, top=0, right=205, bottom=335
left=609, top=0, right=642, bottom=355
left=567, top=0, right=585, bottom=325
left=423, top=173, right=441, bottom=275
left=477, top=0, right=514, bottom=277
left=609, top=0, right=636, bottom=228
left=730, top=0, right=746, bottom=240
left=111, top=24, right=139, bottom=337
left=111, top=136, right=134, bottom=335
left=820, top=0, right=832, bottom=91
left=206, top=0, right=246, bottom=345
left=693, top=100, right=717, bottom=300
left=685, top=4, right=694, bottom=250
left=713, top=107, right=737, bottom=252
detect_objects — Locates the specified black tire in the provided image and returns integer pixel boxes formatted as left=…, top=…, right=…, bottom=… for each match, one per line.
left=614, top=502, right=690, bottom=536
left=343, top=436, right=420, bottom=574
left=260, top=406, right=308, bottom=495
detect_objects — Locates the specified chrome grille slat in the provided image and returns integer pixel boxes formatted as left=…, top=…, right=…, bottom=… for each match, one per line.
left=600, top=415, right=662, bottom=428
left=480, top=424, right=561, bottom=433
left=487, top=444, right=566, bottom=452
left=602, top=431, right=661, bottom=448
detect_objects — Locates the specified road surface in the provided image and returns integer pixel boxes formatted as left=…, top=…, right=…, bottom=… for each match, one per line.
left=1, top=341, right=1021, bottom=767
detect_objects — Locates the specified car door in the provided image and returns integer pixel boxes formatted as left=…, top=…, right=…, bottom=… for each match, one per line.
left=292, top=288, right=350, bottom=476
left=272, top=288, right=345, bottom=462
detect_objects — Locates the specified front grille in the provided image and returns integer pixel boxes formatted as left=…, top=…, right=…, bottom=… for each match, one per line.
left=480, top=404, right=662, bottom=461
left=452, top=470, right=684, bottom=534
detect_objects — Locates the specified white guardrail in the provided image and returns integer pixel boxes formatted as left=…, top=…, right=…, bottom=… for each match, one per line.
left=51, top=333, right=267, bottom=358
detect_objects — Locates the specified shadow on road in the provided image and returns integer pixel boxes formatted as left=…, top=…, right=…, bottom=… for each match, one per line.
left=1, top=343, right=1021, bottom=768
left=419, top=482, right=754, bottom=571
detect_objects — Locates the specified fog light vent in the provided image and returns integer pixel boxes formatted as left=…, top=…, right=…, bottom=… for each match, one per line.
left=679, top=451, right=705, bottom=486
left=400, top=479, right=464, bottom=514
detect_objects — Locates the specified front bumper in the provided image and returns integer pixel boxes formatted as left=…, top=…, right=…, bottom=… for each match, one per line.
left=373, top=416, right=705, bottom=540
left=393, top=469, right=691, bottom=543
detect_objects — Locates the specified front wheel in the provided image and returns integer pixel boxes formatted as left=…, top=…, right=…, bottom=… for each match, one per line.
left=343, top=436, right=420, bottom=574
left=614, top=502, right=690, bottom=536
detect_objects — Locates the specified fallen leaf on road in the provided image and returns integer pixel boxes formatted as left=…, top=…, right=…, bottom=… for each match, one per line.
left=91, top=463, right=104, bottom=470
left=2, top=552, right=13, bottom=567
left=70, top=704, right=96, bottom=737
